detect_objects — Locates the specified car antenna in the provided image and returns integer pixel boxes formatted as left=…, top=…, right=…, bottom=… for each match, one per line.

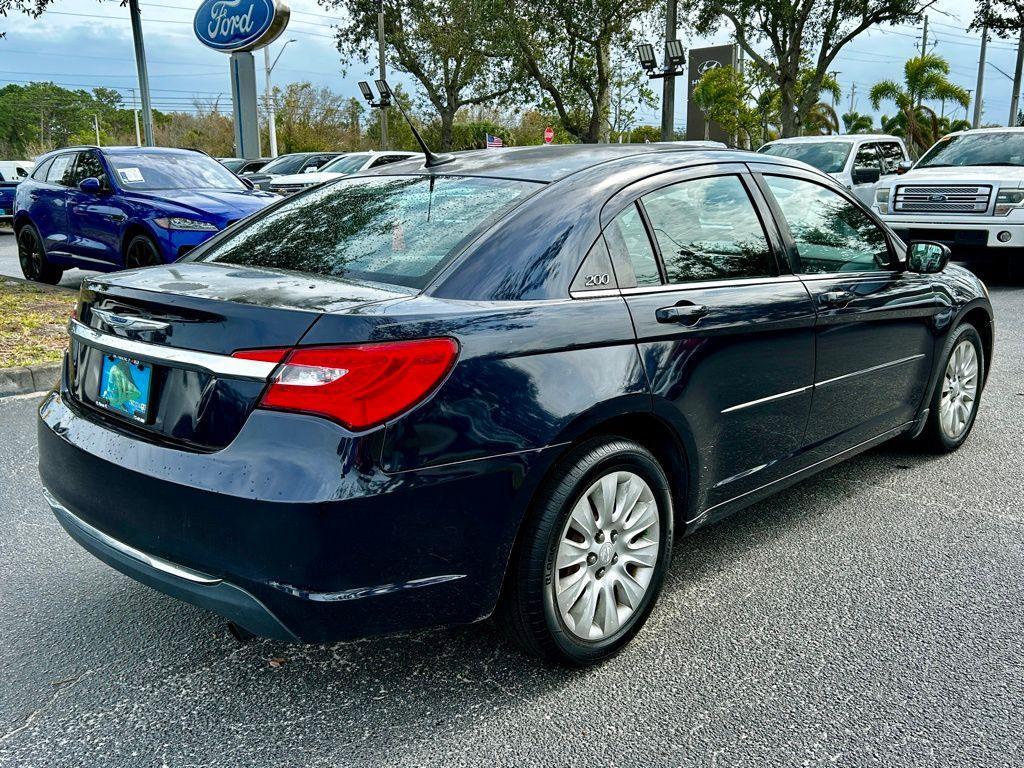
left=373, top=79, right=455, bottom=168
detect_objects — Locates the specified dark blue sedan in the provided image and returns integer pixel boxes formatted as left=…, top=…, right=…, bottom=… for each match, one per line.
left=14, top=146, right=275, bottom=283
left=37, top=145, right=993, bottom=665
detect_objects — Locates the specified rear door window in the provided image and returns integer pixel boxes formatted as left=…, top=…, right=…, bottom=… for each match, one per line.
left=641, top=175, right=774, bottom=283
left=195, top=175, right=540, bottom=289
left=605, top=203, right=661, bottom=287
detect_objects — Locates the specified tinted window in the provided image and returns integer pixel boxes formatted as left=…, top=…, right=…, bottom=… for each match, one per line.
left=31, top=158, right=53, bottom=181
left=258, top=154, right=314, bottom=175
left=196, top=175, right=539, bottom=289
left=371, top=155, right=412, bottom=167
left=70, top=151, right=108, bottom=188
left=320, top=154, right=371, bottom=175
left=853, top=144, right=881, bottom=172
left=765, top=175, right=891, bottom=274
left=106, top=151, right=245, bottom=191
left=879, top=143, right=905, bottom=173
left=642, top=175, right=773, bottom=283
left=46, top=154, right=75, bottom=186
left=758, top=142, right=853, bottom=174
left=605, top=203, right=660, bottom=286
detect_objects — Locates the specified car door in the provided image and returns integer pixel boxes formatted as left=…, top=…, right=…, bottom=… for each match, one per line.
left=66, top=150, right=126, bottom=265
left=31, top=152, right=77, bottom=257
left=849, top=143, right=883, bottom=204
left=752, top=165, right=942, bottom=458
left=605, top=165, right=817, bottom=518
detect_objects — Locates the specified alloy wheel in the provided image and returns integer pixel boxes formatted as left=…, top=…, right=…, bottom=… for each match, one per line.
left=17, top=228, right=42, bottom=280
left=939, top=339, right=979, bottom=440
left=553, top=470, right=661, bottom=642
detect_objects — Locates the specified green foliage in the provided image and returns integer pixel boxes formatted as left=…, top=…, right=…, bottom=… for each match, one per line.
left=842, top=111, right=875, bottom=134
left=691, top=65, right=760, bottom=143
left=686, top=0, right=925, bottom=137
left=971, top=0, right=1024, bottom=38
left=870, top=54, right=970, bottom=156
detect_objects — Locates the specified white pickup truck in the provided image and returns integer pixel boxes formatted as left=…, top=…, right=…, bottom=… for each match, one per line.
left=875, top=127, right=1024, bottom=273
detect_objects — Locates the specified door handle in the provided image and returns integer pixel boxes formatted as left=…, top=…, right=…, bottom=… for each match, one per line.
left=819, top=290, right=853, bottom=308
left=656, top=302, right=710, bottom=325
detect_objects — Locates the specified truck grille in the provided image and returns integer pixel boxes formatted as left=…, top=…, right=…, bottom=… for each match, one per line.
left=893, top=185, right=992, bottom=214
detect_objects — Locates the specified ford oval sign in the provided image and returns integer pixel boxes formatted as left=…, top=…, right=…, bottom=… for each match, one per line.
left=194, top=0, right=290, bottom=53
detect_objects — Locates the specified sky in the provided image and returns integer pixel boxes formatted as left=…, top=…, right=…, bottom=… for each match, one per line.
left=0, top=0, right=1020, bottom=137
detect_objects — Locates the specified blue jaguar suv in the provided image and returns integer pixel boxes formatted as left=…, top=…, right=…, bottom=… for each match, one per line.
left=38, top=145, right=993, bottom=665
left=14, top=146, right=275, bottom=283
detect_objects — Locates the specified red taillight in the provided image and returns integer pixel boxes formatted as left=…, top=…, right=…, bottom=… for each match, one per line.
left=233, top=338, right=458, bottom=430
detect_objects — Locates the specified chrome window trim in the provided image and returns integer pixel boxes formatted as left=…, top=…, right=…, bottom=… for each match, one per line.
left=68, top=319, right=277, bottom=382
left=43, top=488, right=221, bottom=585
left=618, top=274, right=802, bottom=296
left=796, top=270, right=903, bottom=282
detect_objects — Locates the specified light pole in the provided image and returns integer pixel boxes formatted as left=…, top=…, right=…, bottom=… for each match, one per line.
left=127, top=0, right=154, bottom=145
left=264, top=38, right=296, bottom=159
left=637, top=40, right=687, bottom=142
left=377, top=0, right=388, bottom=150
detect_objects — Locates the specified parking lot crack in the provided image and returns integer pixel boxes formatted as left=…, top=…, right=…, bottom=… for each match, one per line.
left=0, top=670, right=90, bottom=746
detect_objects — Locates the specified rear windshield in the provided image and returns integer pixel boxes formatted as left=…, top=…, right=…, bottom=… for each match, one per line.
left=758, top=142, right=853, bottom=174
left=194, top=175, right=541, bottom=289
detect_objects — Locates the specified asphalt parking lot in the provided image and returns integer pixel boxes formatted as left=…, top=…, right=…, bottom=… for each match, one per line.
left=1, top=268, right=1022, bottom=766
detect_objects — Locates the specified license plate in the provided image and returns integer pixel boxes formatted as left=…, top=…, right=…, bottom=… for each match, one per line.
left=96, top=354, right=153, bottom=423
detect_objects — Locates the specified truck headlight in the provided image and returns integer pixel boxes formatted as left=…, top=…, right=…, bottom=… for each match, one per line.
left=994, top=190, right=1024, bottom=216
left=874, top=187, right=890, bottom=211
left=154, top=217, right=219, bottom=231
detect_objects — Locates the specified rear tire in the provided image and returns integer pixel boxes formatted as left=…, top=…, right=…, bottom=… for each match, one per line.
left=917, top=323, right=984, bottom=453
left=124, top=233, right=162, bottom=269
left=498, top=437, right=674, bottom=666
left=16, top=223, right=63, bottom=284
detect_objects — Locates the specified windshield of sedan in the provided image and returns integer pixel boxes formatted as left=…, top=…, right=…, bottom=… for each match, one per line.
left=757, top=141, right=853, bottom=174
left=193, top=175, right=541, bottom=289
left=916, top=132, right=1024, bottom=167
left=319, top=154, right=371, bottom=175
left=106, top=152, right=246, bottom=191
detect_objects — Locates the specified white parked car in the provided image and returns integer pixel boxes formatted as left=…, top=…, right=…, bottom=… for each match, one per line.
left=758, top=135, right=910, bottom=204
left=0, top=160, right=34, bottom=223
left=874, top=127, right=1024, bottom=272
left=268, top=151, right=418, bottom=195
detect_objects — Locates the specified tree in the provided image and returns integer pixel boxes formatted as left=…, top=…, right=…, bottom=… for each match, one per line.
left=686, top=0, right=929, bottom=137
left=842, top=111, right=874, bottom=133
left=487, top=0, right=658, bottom=143
left=270, top=82, right=363, bottom=153
left=326, top=0, right=517, bottom=151
left=691, top=66, right=760, bottom=144
left=870, top=54, right=969, bottom=155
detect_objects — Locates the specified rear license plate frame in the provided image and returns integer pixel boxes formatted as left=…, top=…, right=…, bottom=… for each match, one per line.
left=95, top=353, right=154, bottom=424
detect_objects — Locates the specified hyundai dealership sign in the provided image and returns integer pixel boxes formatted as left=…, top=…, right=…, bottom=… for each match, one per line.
left=193, top=0, right=290, bottom=52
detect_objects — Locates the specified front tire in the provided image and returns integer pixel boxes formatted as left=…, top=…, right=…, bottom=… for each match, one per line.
left=498, top=437, right=674, bottom=666
left=124, top=233, right=162, bottom=269
left=918, top=323, right=984, bottom=453
left=16, top=224, right=63, bottom=284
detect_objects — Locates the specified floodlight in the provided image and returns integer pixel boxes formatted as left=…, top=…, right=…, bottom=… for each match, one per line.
left=358, top=81, right=375, bottom=102
left=637, top=43, right=657, bottom=72
left=665, top=40, right=686, bottom=68
left=375, top=79, right=392, bottom=97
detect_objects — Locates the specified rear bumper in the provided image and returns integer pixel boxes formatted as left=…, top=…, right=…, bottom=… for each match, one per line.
left=38, top=389, right=559, bottom=643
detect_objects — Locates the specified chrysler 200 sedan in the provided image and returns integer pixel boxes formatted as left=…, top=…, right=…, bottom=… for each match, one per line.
left=38, top=145, right=993, bottom=665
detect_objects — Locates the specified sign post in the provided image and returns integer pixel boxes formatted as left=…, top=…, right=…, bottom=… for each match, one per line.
left=194, top=0, right=291, bottom=158
left=685, top=44, right=738, bottom=143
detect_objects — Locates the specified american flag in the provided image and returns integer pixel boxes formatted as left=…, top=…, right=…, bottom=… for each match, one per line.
left=485, top=133, right=503, bottom=148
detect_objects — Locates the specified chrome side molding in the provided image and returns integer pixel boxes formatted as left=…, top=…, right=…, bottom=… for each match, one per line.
left=68, top=319, right=277, bottom=382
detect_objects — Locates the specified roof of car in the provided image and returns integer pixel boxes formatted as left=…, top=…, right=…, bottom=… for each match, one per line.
left=762, top=134, right=903, bottom=145
left=941, top=126, right=1024, bottom=138
left=380, top=143, right=780, bottom=183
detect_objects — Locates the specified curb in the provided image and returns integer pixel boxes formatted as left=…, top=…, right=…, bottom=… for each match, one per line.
left=0, top=361, right=62, bottom=398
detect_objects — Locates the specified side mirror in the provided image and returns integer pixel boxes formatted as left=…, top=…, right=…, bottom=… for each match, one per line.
left=896, top=160, right=914, bottom=175
left=907, top=241, right=950, bottom=274
left=303, top=166, right=318, bottom=174
left=78, top=177, right=102, bottom=193
left=239, top=176, right=255, bottom=190
left=852, top=167, right=881, bottom=185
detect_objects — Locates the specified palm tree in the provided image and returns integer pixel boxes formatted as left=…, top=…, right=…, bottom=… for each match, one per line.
left=842, top=111, right=874, bottom=134
left=870, top=54, right=970, bottom=156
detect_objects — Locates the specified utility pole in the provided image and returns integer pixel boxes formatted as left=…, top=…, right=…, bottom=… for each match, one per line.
left=661, top=0, right=678, bottom=141
left=920, top=14, right=929, bottom=55
left=93, top=114, right=101, bottom=146
left=848, top=82, right=857, bottom=114
left=974, top=5, right=989, bottom=129
left=127, top=0, right=155, bottom=146
left=1011, top=27, right=1024, bottom=127
left=377, top=0, right=388, bottom=150
left=263, top=39, right=295, bottom=158
left=131, top=89, right=142, bottom=146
